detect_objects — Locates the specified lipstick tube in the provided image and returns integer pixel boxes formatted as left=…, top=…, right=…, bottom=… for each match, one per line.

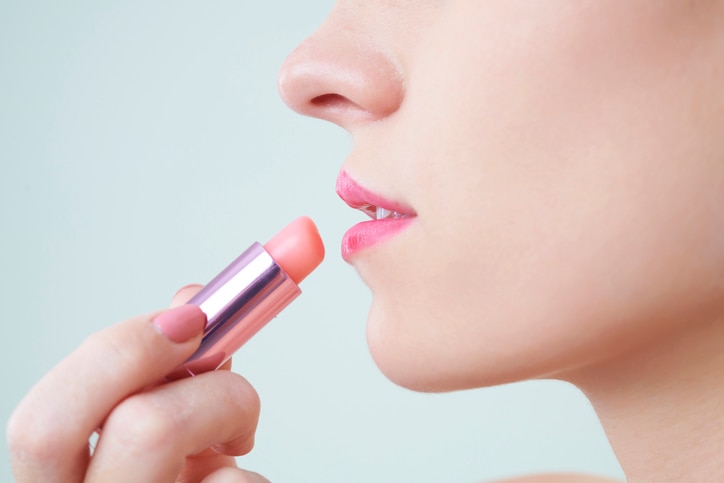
left=167, top=217, right=324, bottom=379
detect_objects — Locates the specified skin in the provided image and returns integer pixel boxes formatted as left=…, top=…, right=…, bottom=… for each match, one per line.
left=278, top=0, right=724, bottom=480
left=8, top=1, right=724, bottom=481
left=279, top=0, right=724, bottom=391
left=7, top=286, right=269, bottom=483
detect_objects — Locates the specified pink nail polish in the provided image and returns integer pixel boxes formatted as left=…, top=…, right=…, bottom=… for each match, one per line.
left=153, top=305, right=207, bottom=343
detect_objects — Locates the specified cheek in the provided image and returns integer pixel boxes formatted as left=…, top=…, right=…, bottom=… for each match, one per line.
left=365, top=167, right=723, bottom=392
left=361, top=2, right=724, bottom=391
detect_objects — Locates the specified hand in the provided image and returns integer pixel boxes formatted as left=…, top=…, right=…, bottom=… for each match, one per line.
left=7, top=285, right=270, bottom=483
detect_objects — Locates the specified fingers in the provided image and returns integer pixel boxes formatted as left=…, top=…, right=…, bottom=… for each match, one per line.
left=85, top=371, right=260, bottom=483
left=202, top=467, right=271, bottom=483
left=7, top=305, right=206, bottom=483
left=169, top=284, right=234, bottom=372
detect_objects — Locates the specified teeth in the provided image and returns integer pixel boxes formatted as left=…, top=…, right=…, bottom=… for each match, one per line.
left=375, top=207, right=408, bottom=219
left=362, top=204, right=408, bottom=220
left=376, top=207, right=393, bottom=220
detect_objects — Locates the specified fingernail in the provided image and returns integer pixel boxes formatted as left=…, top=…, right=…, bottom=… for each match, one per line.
left=153, top=305, right=207, bottom=343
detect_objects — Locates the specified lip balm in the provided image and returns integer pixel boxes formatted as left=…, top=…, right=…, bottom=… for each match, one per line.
left=167, top=217, right=324, bottom=379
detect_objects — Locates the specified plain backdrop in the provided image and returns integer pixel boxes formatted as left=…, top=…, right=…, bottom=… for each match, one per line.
left=1, top=2, right=625, bottom=481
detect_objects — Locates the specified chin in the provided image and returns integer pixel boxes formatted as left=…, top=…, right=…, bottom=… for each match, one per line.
left=363, top=299, right=534, bottom=393
left=367, top=343, right=459, bottom=393
left=363, top=300, right=449, bottom=392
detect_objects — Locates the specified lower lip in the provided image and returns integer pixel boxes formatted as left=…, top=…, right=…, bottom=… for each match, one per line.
left=341, top=217, right=415, bottom=263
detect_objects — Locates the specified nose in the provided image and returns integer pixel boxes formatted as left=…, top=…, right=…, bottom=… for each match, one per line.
left=277, top=19, right=404, bottom=129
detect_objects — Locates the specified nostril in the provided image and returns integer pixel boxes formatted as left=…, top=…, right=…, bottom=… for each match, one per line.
left=310, top=93, right=359, bottom=110
left=309, top=93, right=373, bottom=123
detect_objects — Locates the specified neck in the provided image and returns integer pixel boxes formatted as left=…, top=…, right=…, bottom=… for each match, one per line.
left=568, top=315, right=724, bottom=482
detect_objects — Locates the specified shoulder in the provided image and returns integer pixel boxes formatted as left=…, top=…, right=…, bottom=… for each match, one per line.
left=492, top=474, right=622, bottom=483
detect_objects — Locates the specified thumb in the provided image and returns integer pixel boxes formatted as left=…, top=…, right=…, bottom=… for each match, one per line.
left=170, top=284, right=204, bottom=308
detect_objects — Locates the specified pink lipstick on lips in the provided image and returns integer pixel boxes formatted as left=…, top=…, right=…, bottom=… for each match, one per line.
left=335, top=170, right=416, bottom=263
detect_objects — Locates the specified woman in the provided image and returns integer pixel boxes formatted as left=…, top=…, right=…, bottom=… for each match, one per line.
left=8, top=1, right=724, bottom=481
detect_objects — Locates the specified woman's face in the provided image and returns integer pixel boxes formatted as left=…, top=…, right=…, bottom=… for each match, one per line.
left=279, top=1, right=724, bottom=391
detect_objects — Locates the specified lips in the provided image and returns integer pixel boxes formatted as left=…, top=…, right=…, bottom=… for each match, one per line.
left=336, top=170, right=416, bottom=262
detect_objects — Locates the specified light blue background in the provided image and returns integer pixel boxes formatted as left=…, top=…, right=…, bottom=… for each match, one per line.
left=1, top=2, right=624, bottom=481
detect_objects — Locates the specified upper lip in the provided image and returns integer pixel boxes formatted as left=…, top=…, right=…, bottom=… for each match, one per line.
left=335, top=170, right=416, bottom=219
